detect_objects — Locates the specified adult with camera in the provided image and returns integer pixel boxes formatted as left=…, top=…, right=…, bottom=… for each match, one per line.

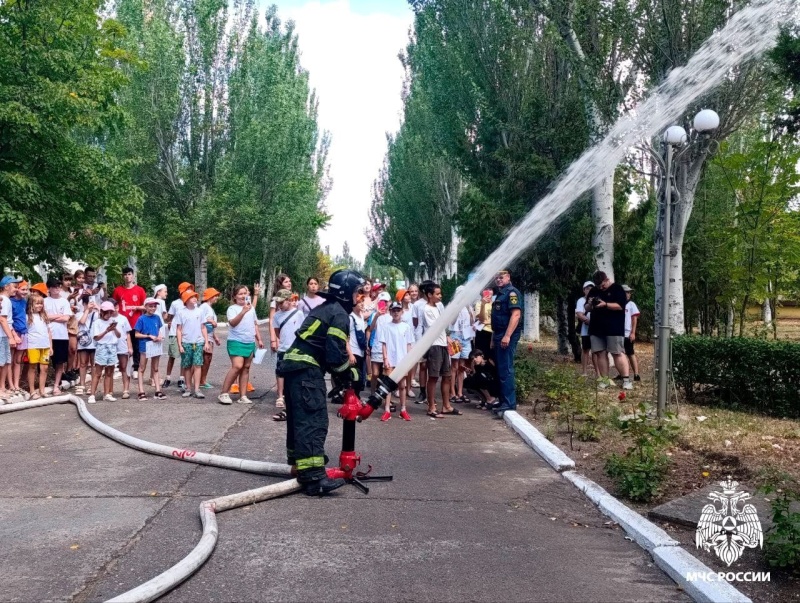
left=584, top=271, right=632, bottom=390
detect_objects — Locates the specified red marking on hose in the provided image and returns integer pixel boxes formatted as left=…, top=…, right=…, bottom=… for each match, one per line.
left=172, top=449, right=197, bottom=459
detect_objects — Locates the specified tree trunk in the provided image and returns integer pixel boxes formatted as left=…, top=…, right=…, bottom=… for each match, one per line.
left=127, top=252, right=138, bottom=276
left=567, top=290, right=581, bottom=363
left=653, top=149, right=707, bottom=337
left=191, top=249, right=208, bottom=294
left=726, top=302, right=735, bottom=338
left=523, top=291, right=540, bottom=342
left=592, top=174, right=615, bottom=279
left=762, top=281, right=772, bottom=328
left=556, top=296, right=570, bottom=356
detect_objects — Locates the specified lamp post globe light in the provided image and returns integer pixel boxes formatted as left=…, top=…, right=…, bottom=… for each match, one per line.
left=419, top=261, right=426, bottom=281
left=645, top=109, right=719, bottom=418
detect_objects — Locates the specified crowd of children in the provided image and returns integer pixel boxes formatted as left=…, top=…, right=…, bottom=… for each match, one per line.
left=1, top=268, right=500, bottom=420
left=0, top=268, right=260, bottom=405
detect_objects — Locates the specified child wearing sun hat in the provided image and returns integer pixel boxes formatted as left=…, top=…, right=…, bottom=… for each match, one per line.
left=164, top=281, right=193, bottom=390
left=134, top=297, right=165, bottom=400
left=176, top=289, right=209, bottom=399
left=87, top=301, right=122, bottom=403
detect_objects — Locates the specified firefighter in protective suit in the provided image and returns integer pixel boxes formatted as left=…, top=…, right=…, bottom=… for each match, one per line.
left=277, top=269, right=365, bottom=496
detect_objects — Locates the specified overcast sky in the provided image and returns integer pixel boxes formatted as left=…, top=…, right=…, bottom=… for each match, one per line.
left=259, top=0, right=413, bottom=261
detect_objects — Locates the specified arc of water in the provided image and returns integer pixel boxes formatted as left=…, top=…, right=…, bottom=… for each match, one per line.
left=389, top=0, right=792, bottom=383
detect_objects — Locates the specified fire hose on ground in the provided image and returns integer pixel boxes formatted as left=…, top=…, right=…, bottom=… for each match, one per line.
left=0, top=395, right=302, bottom=602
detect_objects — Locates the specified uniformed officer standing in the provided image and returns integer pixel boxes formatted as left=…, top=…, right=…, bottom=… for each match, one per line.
left=490, top=269, right=523, bottom=414
left=277, top=270, right=364, bottom=496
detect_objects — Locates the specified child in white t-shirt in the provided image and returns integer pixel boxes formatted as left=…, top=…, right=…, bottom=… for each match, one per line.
left=272, top=290, right=304, bottom=414
left=199, top=288, right=222, bottom=389
left=87, top=301, right=122, bottom=403
left=378, top=302, right=414, bottom=421
left=176, top=290, right=209, bottom=399
left=366, top=291, right=392, bottom=396
left=0, top=275, right=22, bottom=399
left=25, top=293, right=52, bottom=399
left=110, top=299, right=133, bottom=399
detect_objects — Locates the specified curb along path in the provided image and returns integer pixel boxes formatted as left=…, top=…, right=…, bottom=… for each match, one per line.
left=502, top=411, right=751, bottom=603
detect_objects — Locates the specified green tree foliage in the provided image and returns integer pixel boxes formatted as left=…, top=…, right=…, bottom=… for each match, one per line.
left=0, top=0, right=142, bottom=272
left=226, top=8, right=330, bottom=290
left=112, top=1, right=328, bottom=292
left=684, top=115, right=800, bottom=337
left=368, top=80, right=459, bottom=278
left=375, top=0, right=592, bottom=300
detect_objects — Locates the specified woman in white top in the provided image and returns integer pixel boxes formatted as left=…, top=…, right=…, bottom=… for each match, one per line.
left=219, top=285, right=264, bottom=405
left=360, top=279, right=375, bottom=318
left=299, top=277, right=325, bottom=316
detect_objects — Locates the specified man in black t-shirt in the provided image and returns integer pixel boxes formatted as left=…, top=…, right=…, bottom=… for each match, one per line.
left=584, top=271, right=632, bottom=390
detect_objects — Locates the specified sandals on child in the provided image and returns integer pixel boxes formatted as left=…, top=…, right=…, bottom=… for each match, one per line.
left=273, top=411, right=287, bottom=422
left=441, top=408, right=463, bottom=416
left=138, top=392, right=147, bottom=401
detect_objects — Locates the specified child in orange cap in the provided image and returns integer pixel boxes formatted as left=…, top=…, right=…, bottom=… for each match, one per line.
left=164, top=281, right=193, bottom=390
left=176, top=289, right=209, bottom=398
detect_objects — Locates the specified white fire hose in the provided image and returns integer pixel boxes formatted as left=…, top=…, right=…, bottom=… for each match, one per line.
left=0, top=395, right=302, bottom=602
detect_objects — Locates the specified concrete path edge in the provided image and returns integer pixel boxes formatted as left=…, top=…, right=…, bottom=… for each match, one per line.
left=502, top=410, right=751, bottom=603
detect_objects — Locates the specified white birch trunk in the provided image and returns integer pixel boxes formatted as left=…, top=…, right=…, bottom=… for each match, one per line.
left=592, top=173, right=615, bottom=280
left=667, top=248, right=685, bottom=335
left=191, top=249, right=208, bottom=294
left=447, top=225, right=459, bottom=279
left=726, top=302, right=735, bottom=337
left=35, top=262, right=49, bottom=282
left=653, top=150, right=707, bottom=337
left=762, top=294, right=772, bottom=327
left=523, top=291, right=540, bottom=342
left=127, top=253, right=137, bottom=276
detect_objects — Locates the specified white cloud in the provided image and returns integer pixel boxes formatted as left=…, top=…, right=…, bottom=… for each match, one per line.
left=273, top=0, right=412, bottom=261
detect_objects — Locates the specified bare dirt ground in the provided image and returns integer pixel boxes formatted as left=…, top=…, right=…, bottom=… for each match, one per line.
left=520, top=333, right=800, bottom=603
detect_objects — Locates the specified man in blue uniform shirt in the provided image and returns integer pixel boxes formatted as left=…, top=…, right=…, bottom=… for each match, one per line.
left=490, top=269, right=523, bottom=415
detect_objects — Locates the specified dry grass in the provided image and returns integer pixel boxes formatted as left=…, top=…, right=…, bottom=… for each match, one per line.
left=523, top=335, right=800, bottom=488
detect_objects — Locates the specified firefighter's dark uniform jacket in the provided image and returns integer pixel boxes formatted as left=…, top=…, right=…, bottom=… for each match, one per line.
left=277, top=300, right=350, bottom=482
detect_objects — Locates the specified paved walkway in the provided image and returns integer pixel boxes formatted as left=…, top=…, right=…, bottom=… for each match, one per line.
left=1, top=330, right=687, bottom=602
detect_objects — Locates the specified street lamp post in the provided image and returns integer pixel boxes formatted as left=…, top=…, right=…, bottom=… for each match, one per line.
left=419, top=261, right=426, bottom=281
left=408, top=261, right=414, bottom=287
left=643, top=109, right=719, bottom=418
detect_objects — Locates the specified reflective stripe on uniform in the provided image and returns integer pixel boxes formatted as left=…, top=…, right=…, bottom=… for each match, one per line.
left=299, top=319, right=321, bottom=340
left=331, top=360, right=350, bottom=373
left=296, top=455, right=326, bottom=470
left=283, top=349, right=320, bottom=367
left=328, top=326, right=347, bottom=342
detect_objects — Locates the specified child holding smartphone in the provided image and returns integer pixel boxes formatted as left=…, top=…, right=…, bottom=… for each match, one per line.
left=87, top=301, right=121, bottom=403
